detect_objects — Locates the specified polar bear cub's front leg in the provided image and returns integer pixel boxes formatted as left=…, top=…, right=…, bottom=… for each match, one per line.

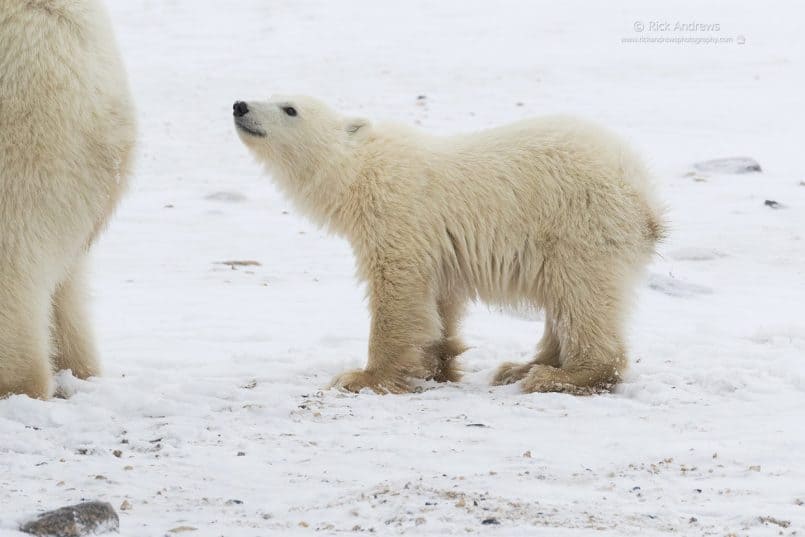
left=331, top=268, right=442, bottom=394
left=492, top=319, right=562, bottom=386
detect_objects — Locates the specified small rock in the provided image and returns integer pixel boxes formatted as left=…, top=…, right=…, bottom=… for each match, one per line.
left=168, top=527, right=197, bottom=533
left=481, top=517, right=500, bottom=525
left=692, top=157, right=762, bottom=174
left=20, top=501, right=119, bottom=537
left=689, top=517, right=698, bottom=523
left=112, top=450, right=122, bottom=458
left=759, top=515, right=790, bottom=528
left=215, top=260, right=261, bottom=268
left=465, top=423, right=488, bottom=428
left=225, top=499, right=243, bottom=505
left=205, top=191, right=247, bottom=203
left=119, top=500, right=131, bottom=511
left=648, top=273, right=712, bottom=298
left=522, top=450, right=532, bottom=458
left=237, top=451, right=246, bottom=457
left=764, top=199, right=783, bottom=209
left=748, top=465, right=761, bottom=472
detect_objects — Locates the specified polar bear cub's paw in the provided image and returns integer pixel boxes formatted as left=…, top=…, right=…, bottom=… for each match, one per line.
left=520, top=364, right=614, bottom=395
left=491, top=361, right=536, bottom=386
left=329, top=369, right=412, bottom=395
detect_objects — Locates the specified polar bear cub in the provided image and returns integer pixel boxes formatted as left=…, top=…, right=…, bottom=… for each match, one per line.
left=0, top=1, right=136, bottom=398
left=234, top=95, right=664, bottom=394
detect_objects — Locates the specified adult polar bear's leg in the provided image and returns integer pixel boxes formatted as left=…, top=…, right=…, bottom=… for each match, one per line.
left=0, top=279, right=53, bottom=399
left=52, top=257, right=100, bottom=380
left=491, top=318, right=562, bottom=386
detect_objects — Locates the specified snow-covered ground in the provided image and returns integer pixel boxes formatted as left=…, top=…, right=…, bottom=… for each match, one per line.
left=2, top=1, right=804, bottom=535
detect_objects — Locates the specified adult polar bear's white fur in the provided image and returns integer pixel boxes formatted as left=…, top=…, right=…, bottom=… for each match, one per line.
left=234, top=96, right=664, bottom=394
left=0, top=1, right=136, bottom=398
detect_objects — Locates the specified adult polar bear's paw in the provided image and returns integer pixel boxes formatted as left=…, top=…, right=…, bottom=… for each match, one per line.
left=330, top=369, right=412, bottom=395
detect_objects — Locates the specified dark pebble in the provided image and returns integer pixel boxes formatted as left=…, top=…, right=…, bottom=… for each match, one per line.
left=693, top=157, right=762, bottom=174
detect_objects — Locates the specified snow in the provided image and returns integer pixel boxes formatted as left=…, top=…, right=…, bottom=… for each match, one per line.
left=1, top=0, right=804, bottom=535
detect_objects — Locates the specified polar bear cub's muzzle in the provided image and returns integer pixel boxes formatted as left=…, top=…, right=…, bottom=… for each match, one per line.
left=232, top=100, right=266, bottom=137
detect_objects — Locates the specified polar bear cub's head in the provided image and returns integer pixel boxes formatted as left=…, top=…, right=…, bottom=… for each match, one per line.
left=232, top=95, right=370, bottom=227
left=233, top=95, right=369, bottom=176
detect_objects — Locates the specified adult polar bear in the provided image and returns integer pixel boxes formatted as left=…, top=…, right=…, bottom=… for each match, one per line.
left=0, top=1, right=135, bottom=398
left=234, top=96, right=664, bottom=394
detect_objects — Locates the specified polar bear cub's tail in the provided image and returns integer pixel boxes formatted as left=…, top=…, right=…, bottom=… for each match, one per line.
left=618, top=146, right=668, bottom=246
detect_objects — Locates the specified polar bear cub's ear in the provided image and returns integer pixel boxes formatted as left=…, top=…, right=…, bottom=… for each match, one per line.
left=345, top=117, right=370, bottom=136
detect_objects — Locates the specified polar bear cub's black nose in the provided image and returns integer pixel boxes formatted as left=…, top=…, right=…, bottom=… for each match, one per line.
left=233, top=101, right=249, bottom=117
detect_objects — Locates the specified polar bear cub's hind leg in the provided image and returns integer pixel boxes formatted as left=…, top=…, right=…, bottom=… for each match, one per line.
left=519, top=261, right=631, bottom=394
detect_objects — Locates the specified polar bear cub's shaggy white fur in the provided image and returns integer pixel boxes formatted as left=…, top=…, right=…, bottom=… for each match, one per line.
left=234, top=95, right=664, bottom=394
left=0, top=1, right=136, bottom=398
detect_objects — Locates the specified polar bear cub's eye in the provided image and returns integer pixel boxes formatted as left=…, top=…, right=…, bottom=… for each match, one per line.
left=282, top=106, right=298, bottom=117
